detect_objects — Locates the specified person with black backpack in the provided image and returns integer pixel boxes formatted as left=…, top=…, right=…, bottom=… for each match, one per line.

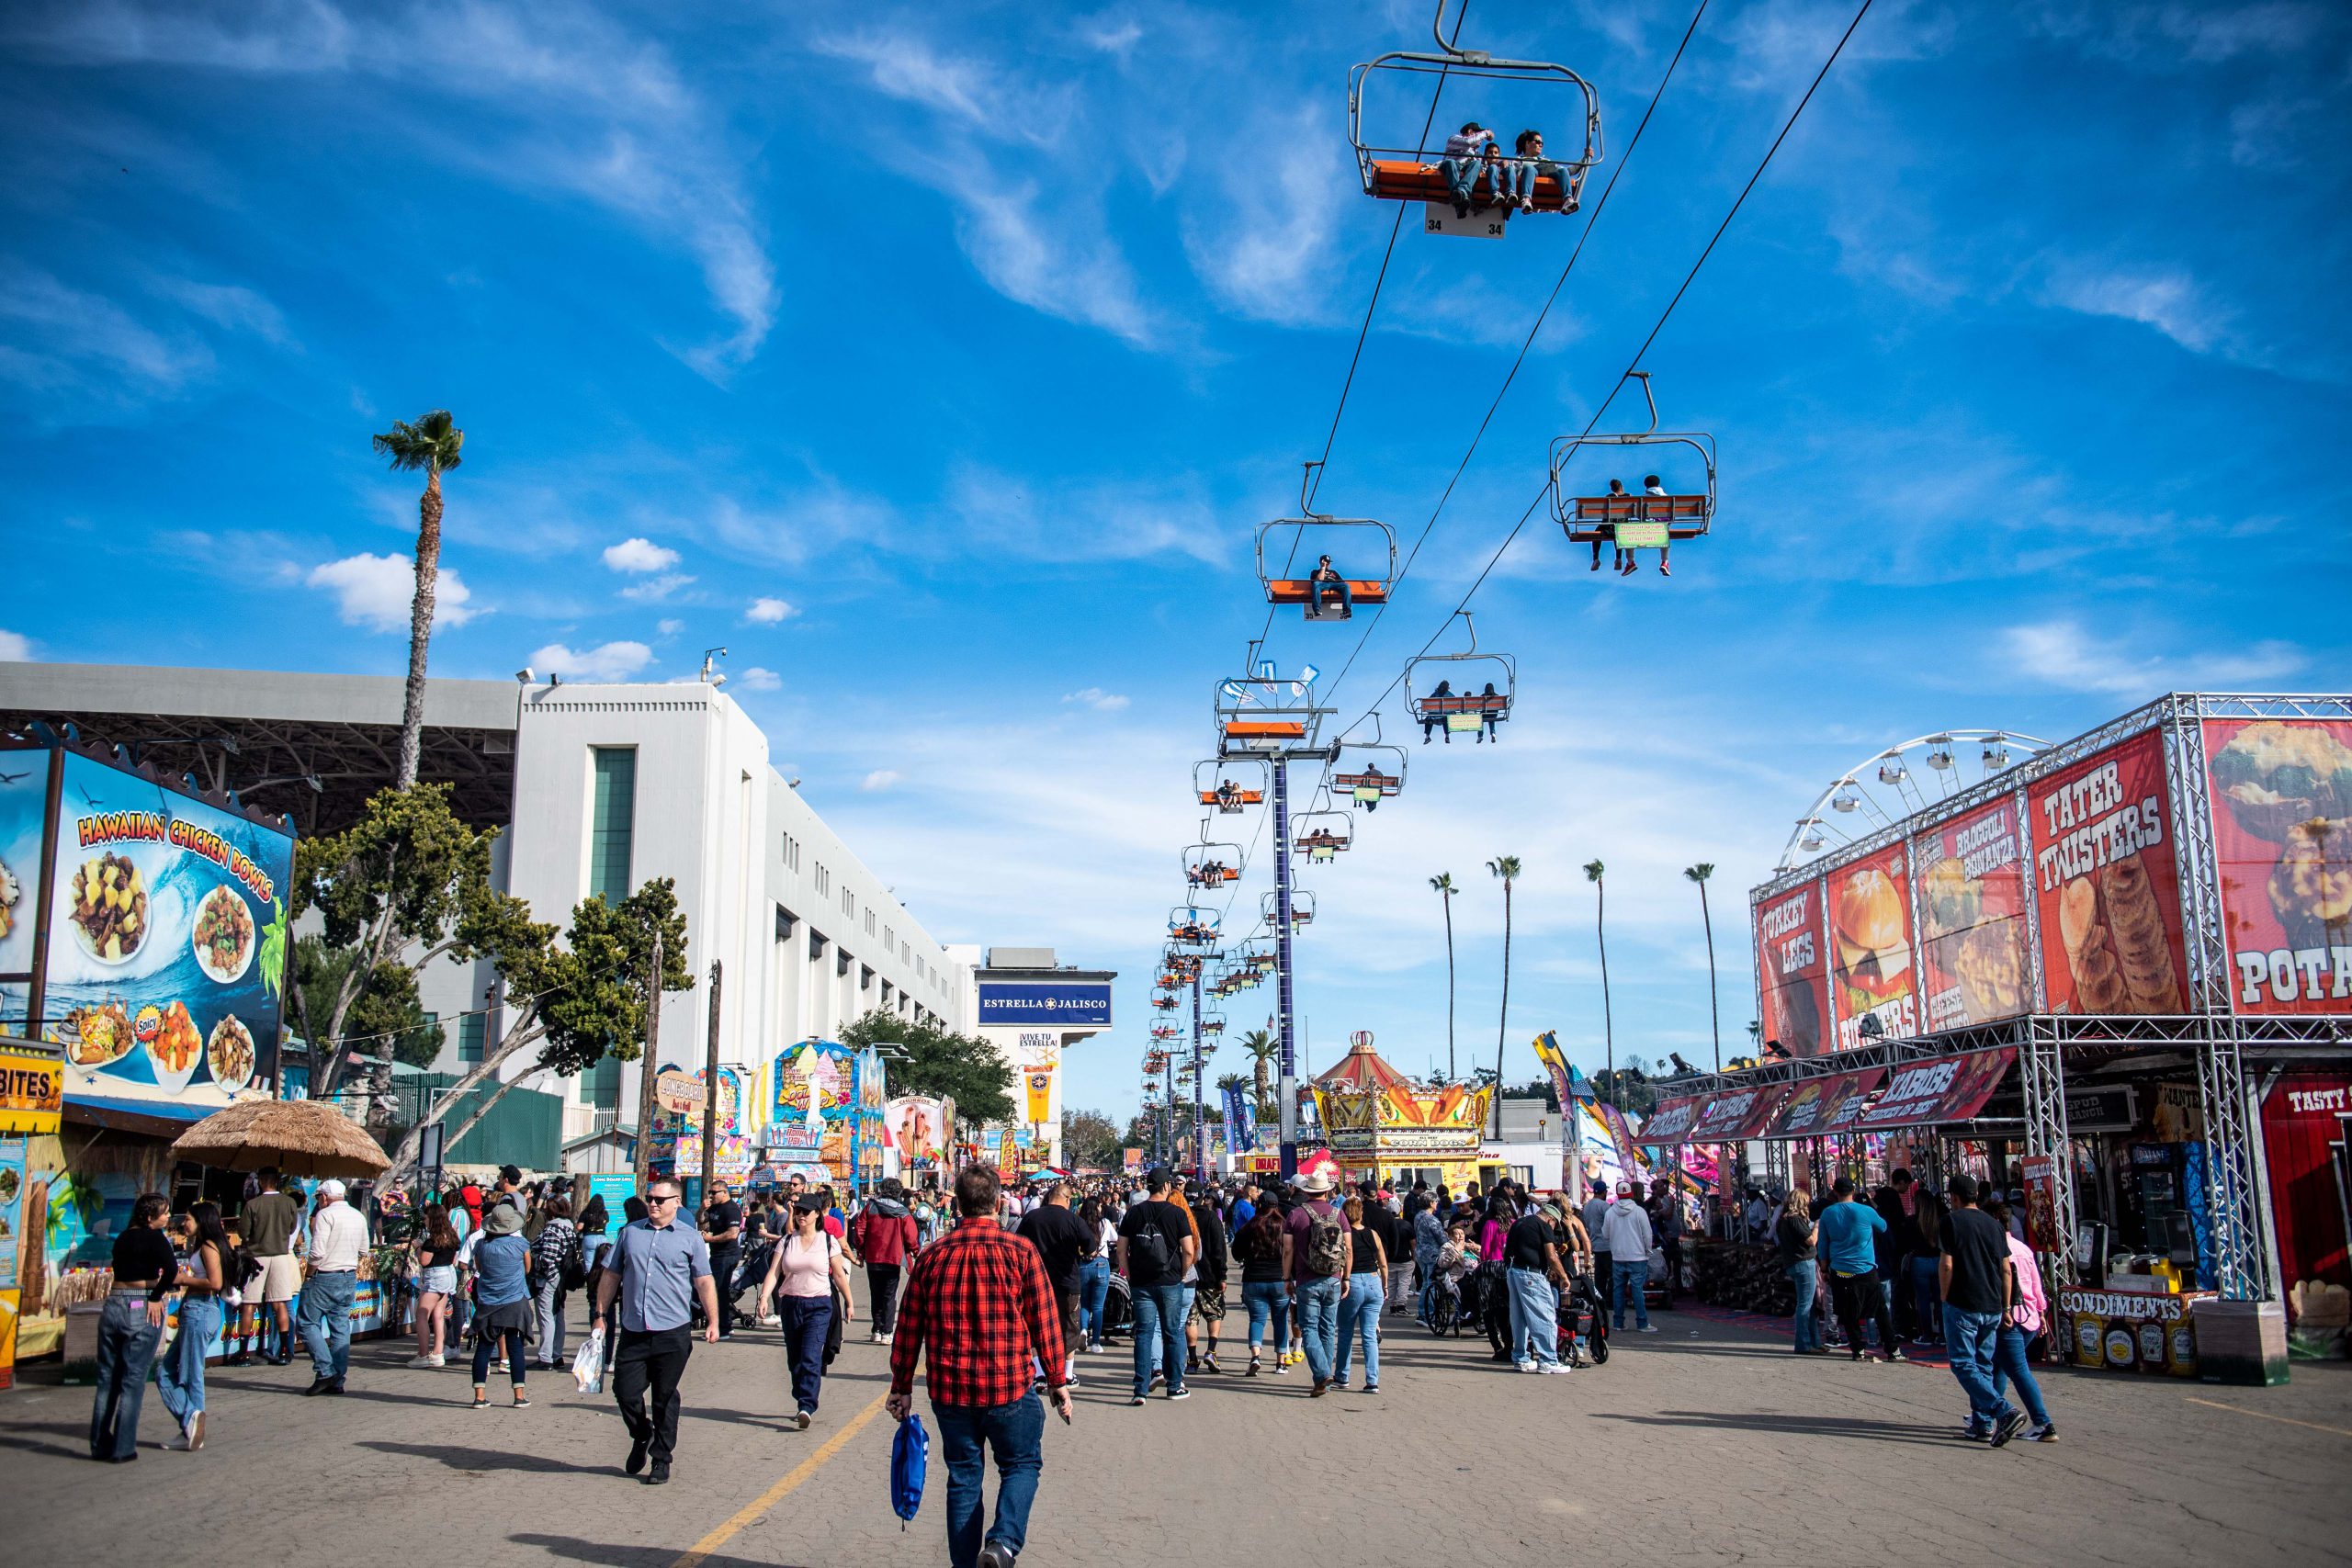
left=1286, top=1168, right=1351, bottom=1397
left=1114, top=1168, right=1196, bottom=1406
left=528, top=1196, right=580, bottom=1371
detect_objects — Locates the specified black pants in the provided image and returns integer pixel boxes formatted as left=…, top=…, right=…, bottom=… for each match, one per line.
left=707, top=1247, right=741, bottom=1336
left=868, top=1263, right=904, bottom=1336
left=613, top=1326, right=694, bottom=1466
left=1828, top=1268, right=1898, bottom=1358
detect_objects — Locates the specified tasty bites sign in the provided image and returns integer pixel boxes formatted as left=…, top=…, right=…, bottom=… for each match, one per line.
left=1826, top=843, right=1918, bottom=1052
left=2029, top=731, right=2188, bottom=1017
left=1756, top=885, right=1827, bottom=1056
left=2203, top=719, right=2352, bottom=1013
left=1914, top=797, right=2033, bottom=1032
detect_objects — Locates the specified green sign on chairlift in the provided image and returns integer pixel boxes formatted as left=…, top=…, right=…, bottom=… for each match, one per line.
left=1447, top=713, right=1482, bottom=732
left=1613, top=519, right=1669, bottom=550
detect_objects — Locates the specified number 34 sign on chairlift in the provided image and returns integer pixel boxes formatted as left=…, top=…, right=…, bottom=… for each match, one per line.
left=1423, top=202, right=1508, bottom=240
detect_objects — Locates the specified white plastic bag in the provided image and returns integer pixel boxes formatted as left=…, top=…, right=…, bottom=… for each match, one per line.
left=572, top=1326, right=606, bottom=1394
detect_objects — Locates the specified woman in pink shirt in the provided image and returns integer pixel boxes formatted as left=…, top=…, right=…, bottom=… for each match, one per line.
left=1986, top=1201, right=2057, bottom=1443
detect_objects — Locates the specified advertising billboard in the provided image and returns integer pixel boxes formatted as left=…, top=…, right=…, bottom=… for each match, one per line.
left=1851, top=1047, right=2016, bottom=1132
left=0, top=747, right=295, bottom=1106
left=885, top=1096, right=945, bottom=1168
left=1825, top=842, right=1919, bottom=1052
left=2028, top=729, right=2188, bottom=1017
left=1756, top=1066, right=1885, bottom=1140
left=1913, top=795, right=2034, bottom=1032
left=1755, top=883, right=1828, bottom=1056
left=976, top=978, right=1112, bottom=1026
left=2201, top=718, right=2352, bottom=1014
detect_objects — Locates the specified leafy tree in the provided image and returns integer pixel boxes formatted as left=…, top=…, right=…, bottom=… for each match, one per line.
left=290, top=935, right=442, bottom=1069
left=838, top=1010, right=1015, bottom=1126
left=1240, top=1028, right=1280, bottom=1122
left=371, top=409, right=464, bottom=789
left=1060, top=1106, right=1122, bottom=1171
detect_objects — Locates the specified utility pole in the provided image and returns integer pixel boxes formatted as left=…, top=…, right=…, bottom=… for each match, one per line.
left=1274, top=752, right=1299, bottom=1178
left=1191, top=966, right=1206, bottom=1181
left=699, top=959, right=722, bottom=1204
left=631, top=929, right=664, bottom=1196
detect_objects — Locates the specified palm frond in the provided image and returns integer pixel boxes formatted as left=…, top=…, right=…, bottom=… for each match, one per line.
left=1583, top=858, right=1606, bottom=882
left=371, top=408, right=465, bottom=473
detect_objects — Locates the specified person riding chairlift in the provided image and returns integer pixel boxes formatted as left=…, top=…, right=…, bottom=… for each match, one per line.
left=1438, top=121, right=1500, bottom=220
left=1496, top=129, right=1567, bottom=216
left=1591, top=479, right=1628, bottom=574
left=1420, top=680, right=1453, bottom=746
left=1308, top=555, right=1352, bottom=619
left=1355, top=763, right=1387, bottom=813
left=1478, top=683, right=1503, bottom=744
left=1619, top=474, right=1672, bottom=579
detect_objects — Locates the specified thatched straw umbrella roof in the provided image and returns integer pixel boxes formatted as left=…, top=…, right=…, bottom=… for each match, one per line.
left=171, top=1098, right=390, bottom=1179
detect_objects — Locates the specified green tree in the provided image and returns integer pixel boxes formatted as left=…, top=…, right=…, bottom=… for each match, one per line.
left=290, top=935, right=441, bottom=1069
left=1060, top=1106, right=1122, bottom=1171
left=839, top=1010, right=1015, bottom=1125
left=1241, top=1027, right=1279, bottom=1122
left=1487, top=854, right=1521, bottom=1137
left=1586, top=858, right=1615, bottom=1100
left=370, top=409, right=465, bottom=789
left=1430, top=871, right=1459, bottom=1080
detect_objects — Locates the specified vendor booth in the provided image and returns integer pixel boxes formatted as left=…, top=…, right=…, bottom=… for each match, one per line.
left=1309, top=1032, right=1492, bottom=1192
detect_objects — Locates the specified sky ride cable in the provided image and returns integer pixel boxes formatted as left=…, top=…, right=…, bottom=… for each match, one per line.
left=1328, top=0, right=1878, bottom=735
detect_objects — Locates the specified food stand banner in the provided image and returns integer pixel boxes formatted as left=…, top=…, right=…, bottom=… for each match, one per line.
left=1755, top=882, right=1828, bottom=1056
left=1914, top=795, right=2034, bottom=1032
left=2202, top=718, right=2352, bottom=1014
left=2028, top=729, right=2188, bottom=1017
left=1850, top=1047, right=2016, bottom=1132
left=885, top=1096, right=945, bottom=1169
left=1688, top=1082, right=1792, bottom=1143
left=1643, top=1095, right=1703, bottom=1145
left=1826, top=843, right=1920, bottom=1052
left=0, top=1043, right=63, bottom=1136
left=1756, top=1067, right=1886, bottom=1140
left=0, top=747, right=294, bottom=1103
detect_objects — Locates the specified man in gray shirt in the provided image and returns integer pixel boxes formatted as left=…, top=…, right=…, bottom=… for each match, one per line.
left=591, top=1178, right=718, bottom=1485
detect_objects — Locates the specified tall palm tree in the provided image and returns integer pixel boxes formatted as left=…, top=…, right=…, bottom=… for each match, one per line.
left=371, top=410, right=466, bottom=789
left=1585, top=858, right=1614, bottom=1100
left=1487, top=855, right=1521, bottom=1137
left=1241, top=1027, right=1278, bottom=1121
left=1430, top=872, right=1459, bottom=1080
left=1685, top=863, right=1721, bottom=1072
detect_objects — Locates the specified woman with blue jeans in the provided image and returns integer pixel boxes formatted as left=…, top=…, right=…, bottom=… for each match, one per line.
left=1076, top=1201, right=1114, bottom=1350
left=469, top=1204, right=535, bottom=1407
left=1988, top=1208, right=2057, bottom=1439
left=1775, top=1191, right=1824, bottom=1354
left=1332, top=1198, right=1388, bottom=1391
left=763, top=1198, right=854, bottom=1427
left=1495, top=129, right=1567, bottom=214
left=1233, top=1205, right=1292, bottom=1376
left=1909, top=1194, right=1948, bottom=1344
left=158, top=1202, right=231, bottom=1450
left=93, top=1193, right=176, bottom=1461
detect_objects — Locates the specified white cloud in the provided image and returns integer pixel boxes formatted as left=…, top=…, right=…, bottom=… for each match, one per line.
left=944, top=465, right=1227, bottom=566
left=528, top=639, right=654, bottom=681
left=810, top=30, right=1072, bottom=147
left=1062, top=687, right=1130, bottom=711
left=153, top=276, right=295, bottom=346
left=945, top=175, right=1156, bottom=346
left=2041, top=263, right=2225, bottom=354
left=1182, top=105, right=1347, bottom=323
left=618, top=572, right=695, bottom=603
left=656, top=617, right=684, bottom=637
left=746, top=596, right=797, bottom=624
left=305, top=552, right=477, bottom=632
left=1999, top=619, right=2306, bottom=697
left=2027, top=2, right=2329, bottom=65
left=0, top=264, right=211, bottom=395
left=861, top=769, right=903, bottom=792
left=602, top=536, right=680, bottom=573
left=734, top=665, right=781, bottom=691
left=0, top=629, right=32, bottom=660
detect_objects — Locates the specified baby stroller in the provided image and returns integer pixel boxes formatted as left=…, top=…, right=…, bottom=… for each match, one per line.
left=1102, top=1269, right=1134, bottom=1342
left=1558, top=1270, right=1610, bottom=1366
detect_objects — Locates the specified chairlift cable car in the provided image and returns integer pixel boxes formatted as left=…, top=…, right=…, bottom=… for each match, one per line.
left=1182, top=818, right=1246, bottom=889
left=1349, top=2, right=1603, bottom=238
left=1549, top=372, right=1715, bottom=572
left=1331, top=712, right=1408, bottom=807
left=1258, top=464, right=1397, bottom=624
left=1402, top=611, right=1517, bottom=746
left=1291, top=789, right=1355, bottom=862
left=1193, top=758, right=1268, bottom=814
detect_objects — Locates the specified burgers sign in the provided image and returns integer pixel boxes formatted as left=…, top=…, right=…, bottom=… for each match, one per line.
left=1827, top=843, right=1919, bottom=1052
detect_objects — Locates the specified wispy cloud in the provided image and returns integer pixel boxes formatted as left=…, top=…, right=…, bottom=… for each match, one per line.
left=306, top=551, right=478, bottom=631
left=0, top=264, right=210, bottom=395
left=1182, top=104, right=1347, bottom=324
left=2041, top=261, right=2233, bottom=357
left=617, top=572, right=695, bottom=603
left=1998, top=619, right=2305, bottom=696
left=151, top=276, right=296, bottom=346
left=810, top=30, right=1072, bottom=147
left=529, top=638, right=653, bottom=681
left=1062, top=686, right=1130, bottom=711
left=944, top=465, right=1227, bottom=566
left=0, top=629, right=33, bottom=660
left=2026, top=2, right=2333, bottom=65
left=860, top=769, right=902, bottom=792
left=734, top=665, right=781, bottom=692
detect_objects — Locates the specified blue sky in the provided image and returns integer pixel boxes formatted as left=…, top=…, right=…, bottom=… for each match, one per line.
left=5, top=1, right=2347, bottom=1123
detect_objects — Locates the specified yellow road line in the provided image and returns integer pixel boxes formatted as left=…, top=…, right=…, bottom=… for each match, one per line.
left=670, top=1391, right=890, bottom=1568
left=2185, top=1395, right=2352, bottom=1439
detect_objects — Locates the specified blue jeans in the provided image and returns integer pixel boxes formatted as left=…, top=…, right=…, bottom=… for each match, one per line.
left=1438, top=156, right=1496, bottom=206
left=1242, top=1280, right=1289, bottom=1355
left=1296, top=1275, right=1342, bottom=1381
left=158, top=1292, right=220, bottom=1430
left=1991, top=1323, right=2051, bottom=1427
left=1612, top=1259, right=1650, bottom=1328
left=1506, top=1267, right=1560, bottom=1368
left=299, top=1270, right=356, bottom=1382
left=935, top=1393, right=1046, bottom=1568
left=1497, top=159, right=1568, bottom=204
left=1910, top=1255, right=1943, bottom=1338
left=1130, top=1281, right=1186, bottom=1395
left=1077, top=1258, right=1111, bottom=1348
left=1943, top=1304, right=2018, bottom=1428
left=472, top=1322, right=526, bottom=1387
left=533, top=1273, right=566, bottom=1366
left=781, top=1294, right=832, bottom=1414
left=1334, top=1272, right=1384, bottom=1385
left=1310, top=577, right=1352, bottom=615
left=91, top=1293, right=164, bottom=1459
left=1788, top=1262, right=1818, bottom=1352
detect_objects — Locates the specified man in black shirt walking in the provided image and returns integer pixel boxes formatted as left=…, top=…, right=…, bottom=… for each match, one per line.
left=1939, top=1174, right=2025, bottom=1447
left=1115, top=1168, right=1197, bottom=1405
left=1016, top=1181, right=1093, bottom=1388
left=700, top=1183, right=743, bottom=1341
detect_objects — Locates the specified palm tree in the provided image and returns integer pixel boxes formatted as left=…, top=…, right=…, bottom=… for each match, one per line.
left=1487, top=854, right=1521, bottom=1137
left=1241, top=1027, right=1278, bottom=1122
left=1685, top=863, right=1721, bottom=1072
left=371, top=410, right=466, bottom=789
left=1585, top=858, right=1614, bottom=1100
left=1430, top=872, right=1459, bottom=1080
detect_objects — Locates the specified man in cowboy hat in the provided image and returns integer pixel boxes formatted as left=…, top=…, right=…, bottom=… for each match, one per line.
left=1285, top=1166, right=1350, bottom=1395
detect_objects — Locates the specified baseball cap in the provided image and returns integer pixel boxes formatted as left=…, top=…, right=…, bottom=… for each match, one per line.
left=1615, top=1180, right=1633, bottom=1197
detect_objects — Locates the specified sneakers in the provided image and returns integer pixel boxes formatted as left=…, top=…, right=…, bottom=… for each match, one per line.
left=868, top=1330, right=883, bottom=1343
left=1362, top=1382, right=1380, bottom=1393
left=1537, top=1363, right=1572, bottom=1374
left=405, top=1355, right=438, bottom=1370
left=796, top=1410, right=813, bottom=1430
left=1514, top=1360, right=1538, bottom=1373
left=1128, top=1393, right=1148, bottom=1406
left=876, top=1331, right=893, bottom=1346
left=2028, top=1423, right=2060, bottom=1443
left=979, top=1542, right=1017, bottom=1568
left=1167, top=1387, right=1190, bottom=1401
left=626, top=1439, right=649, bottom=1475
left=643, top=1462, right=671, bottom=1486
left=1989, top=1410, right=2028, bottom=1449
left=1638, top=1325, right=1658, bottom=1334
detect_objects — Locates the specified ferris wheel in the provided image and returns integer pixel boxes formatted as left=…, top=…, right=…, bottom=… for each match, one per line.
left=1777, top=729, right=2052, bottom=872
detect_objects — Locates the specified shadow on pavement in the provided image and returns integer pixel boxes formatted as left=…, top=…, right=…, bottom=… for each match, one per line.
left=359, top=1439, right=618, bottom=1474
left=1585, top=1409, right=1960, bottom=1445
left=511, top=1533, right=811, bottom=1568
left=0, top=1424, right=88, bottom=1461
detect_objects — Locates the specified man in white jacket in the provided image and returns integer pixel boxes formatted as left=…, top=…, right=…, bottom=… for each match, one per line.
left=1600, top=1182, right=1657, bottom=1334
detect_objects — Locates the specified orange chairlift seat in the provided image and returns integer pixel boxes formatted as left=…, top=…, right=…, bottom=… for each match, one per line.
left=1333, top=727, right=1407, bottom=806
left=1259, top=465, right=1396, bottom=623
left=1349, top=3, right=1601, bottom=236
left=1550, top=372, right=1716, bottom=547
left=1405, top=613, right=1518, bottom=739
left=1195, top=758, right=1268, bottom=813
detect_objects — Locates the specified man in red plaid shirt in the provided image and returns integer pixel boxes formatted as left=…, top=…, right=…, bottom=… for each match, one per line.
left=888, top=1164, right=1072, bottom=1568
